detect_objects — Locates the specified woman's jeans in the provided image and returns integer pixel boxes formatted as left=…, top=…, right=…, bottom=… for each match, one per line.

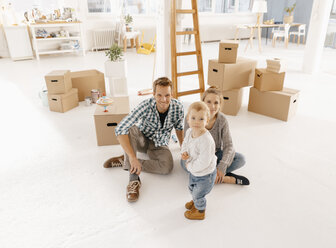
left=180, top=151, right=246, bottom=174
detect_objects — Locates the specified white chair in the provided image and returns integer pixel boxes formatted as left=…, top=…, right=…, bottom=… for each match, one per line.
left=272, top=24, right=290, bottom=48
left=289, top=24, right=306, bottom=45
left=114, top=21, right=125, bottom=46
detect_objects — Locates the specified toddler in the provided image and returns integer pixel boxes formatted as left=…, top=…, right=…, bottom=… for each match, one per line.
left=181, top=101, right=217, bottom=220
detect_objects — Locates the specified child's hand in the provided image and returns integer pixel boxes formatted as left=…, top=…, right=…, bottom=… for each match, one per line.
left=181, top=152, right=190, bottom=160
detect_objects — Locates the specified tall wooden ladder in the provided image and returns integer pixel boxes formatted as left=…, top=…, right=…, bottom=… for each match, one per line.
left=171, top=0, right=205, bottom=99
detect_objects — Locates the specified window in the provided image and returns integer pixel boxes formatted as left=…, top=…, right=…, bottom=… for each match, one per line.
left=124, top=0, right=145, bottom=14
left=122, top=0, right=158, bottom=15
left=198, top=0, right=212, bottom=12
left=87, top=0, right=111, bottom=13
left=198, top=0, right=253, bottom=13
left=331, top=0, right=336, bottom=19
left=239, top=0, right=253, bottom=12
left=215, top=0, right=235, bottom=13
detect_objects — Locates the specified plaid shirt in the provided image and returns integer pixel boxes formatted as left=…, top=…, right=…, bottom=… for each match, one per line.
left=115, top=97, right=184, bottom=147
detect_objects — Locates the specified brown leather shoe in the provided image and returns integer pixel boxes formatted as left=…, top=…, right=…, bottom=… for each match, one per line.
left=184, top=208, right=205, bottom=220
left=185, top=200, right=195, bottom=210
left=126, top=180, right=141, bottom=202
left=103, top=155, right=124, bottom=168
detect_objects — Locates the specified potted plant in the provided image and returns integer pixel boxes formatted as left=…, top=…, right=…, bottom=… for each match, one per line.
left=124, top=14, right=133, bottom=32
left=104, top=43, right=126, bottom=78
left=284, top=3, right=296, bottom=24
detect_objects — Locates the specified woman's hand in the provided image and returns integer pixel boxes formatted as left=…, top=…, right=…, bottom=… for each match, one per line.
left=215, top=169, right=225, bottom=184
left=181, top=152, right=190, bottom=160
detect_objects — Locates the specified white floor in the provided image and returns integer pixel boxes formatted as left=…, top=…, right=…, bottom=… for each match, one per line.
left=1, top=38, right=336, bottom=248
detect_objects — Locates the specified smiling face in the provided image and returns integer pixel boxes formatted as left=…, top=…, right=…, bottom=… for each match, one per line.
left=153, top=85, right=172, bottom=113
left=188, top=109, right=208, bottom=131
left=203, top=93, right=221, bottom=119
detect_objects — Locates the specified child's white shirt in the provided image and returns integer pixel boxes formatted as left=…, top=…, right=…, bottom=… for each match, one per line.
left=181, top=128, right=217, bottom=176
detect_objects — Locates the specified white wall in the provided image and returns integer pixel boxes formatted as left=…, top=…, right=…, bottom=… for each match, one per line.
left=197, top=13, right=257, bottom=41
left=3, top=0, right=257, bottom=52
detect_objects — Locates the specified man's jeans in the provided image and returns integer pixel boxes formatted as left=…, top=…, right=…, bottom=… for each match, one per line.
left=180, top=151, right=246, bottom=174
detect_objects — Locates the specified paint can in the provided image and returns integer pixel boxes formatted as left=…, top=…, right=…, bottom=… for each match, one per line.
left=91, top=89, right=100, bottom=103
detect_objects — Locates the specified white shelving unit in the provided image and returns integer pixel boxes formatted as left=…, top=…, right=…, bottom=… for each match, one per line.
left=29, top=22, right=85, bottom=60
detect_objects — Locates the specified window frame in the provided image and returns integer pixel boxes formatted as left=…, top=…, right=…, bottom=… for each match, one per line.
left=198, top=0, right=254, bottom=14
left=86, top=0, right=158, bottom=17
left=331, top=0, right=336, bottom=19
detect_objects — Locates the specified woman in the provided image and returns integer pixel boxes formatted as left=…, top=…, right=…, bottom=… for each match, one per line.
left=182, top=87, right=249, bottom=185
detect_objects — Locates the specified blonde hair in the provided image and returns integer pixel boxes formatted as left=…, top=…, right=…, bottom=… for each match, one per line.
left=152, top=77, right=173, bottom=93
left=201, top=86, right=223, bottom=104
left=187, top=101, right=210, bottom=121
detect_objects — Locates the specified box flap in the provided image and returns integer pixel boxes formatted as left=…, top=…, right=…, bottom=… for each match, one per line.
left=220, top=40, right=239, bottom=48
left=94, top=101, right=130, bottom=116
left=70, top=70, right=103, bottom=79
left=46, top=70, right=70, bottom=77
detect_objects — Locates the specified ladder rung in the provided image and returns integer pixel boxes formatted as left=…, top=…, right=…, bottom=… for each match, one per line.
left=177, top=70, right=200, bottom=77
left=177, top=89, right=203, bottom=97
left=176, top=31, right=197, bottom=35
left=176, top=51, right=199, bottom=56
left=176, top=9, right=196, bottom=14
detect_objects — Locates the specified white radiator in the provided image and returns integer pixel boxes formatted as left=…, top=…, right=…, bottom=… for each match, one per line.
left=92, top=29, right=115, bottom=51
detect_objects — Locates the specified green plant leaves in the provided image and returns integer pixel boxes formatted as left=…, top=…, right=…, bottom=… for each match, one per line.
left=105, top=43, right=123, bottom=62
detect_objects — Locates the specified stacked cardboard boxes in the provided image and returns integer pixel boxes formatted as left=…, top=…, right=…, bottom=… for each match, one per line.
left=208, top=40, right=257, bottom=116
left=248, top=59, right=300, bottom=121
left=70, top=70, right=106, bottom=101
left=45, top=70, right=79, bottom=113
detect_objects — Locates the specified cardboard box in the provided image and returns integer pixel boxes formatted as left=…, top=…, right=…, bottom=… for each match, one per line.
left=45, top=70, right=72, bottom=94
left=48, top=88, right=79, bottom=113
left=208, top=57, right=257, bottom=91
left=248, top=87, right=300, bottom=121
left=220, top=88, right=243, bottom=116
left=218, top=40, right=239, bottom=63
left=254, top=68, right=285, bottom=91
left=266, top=58, right=285, bottom=73
left=70, top=70, right=106, bottom=101
left=94, top=96, right=130, bottom=146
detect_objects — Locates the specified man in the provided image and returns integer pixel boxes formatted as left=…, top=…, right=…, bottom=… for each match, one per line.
left=104, top=77, right=184, bottom=202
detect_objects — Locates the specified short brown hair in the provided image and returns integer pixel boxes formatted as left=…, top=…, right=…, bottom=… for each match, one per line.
left=201, top=86, right=222, bottom=103
left=187, top=101, right=210, bottom=121
left=152, top=77, right=173, bottom=93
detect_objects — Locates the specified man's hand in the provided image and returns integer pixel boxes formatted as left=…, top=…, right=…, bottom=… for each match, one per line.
left=215, top=169, right=225, bottom=184
left=181, top=151, right=190, bottom=160
left=129, top=156, right=142, bottom=175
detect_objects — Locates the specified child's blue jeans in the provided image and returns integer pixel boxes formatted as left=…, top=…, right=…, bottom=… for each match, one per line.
left=188, top=169, right=217, bottom=210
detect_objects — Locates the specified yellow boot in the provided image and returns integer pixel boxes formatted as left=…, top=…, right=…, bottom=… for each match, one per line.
left=185, top=200, right=195, bottom=210
left=184, top=208, right=205, bottom=220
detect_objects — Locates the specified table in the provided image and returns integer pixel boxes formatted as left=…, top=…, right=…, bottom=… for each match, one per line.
left=123, top=31, right=140, bottom=52
left=235, top=23, right=303, bottom=52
